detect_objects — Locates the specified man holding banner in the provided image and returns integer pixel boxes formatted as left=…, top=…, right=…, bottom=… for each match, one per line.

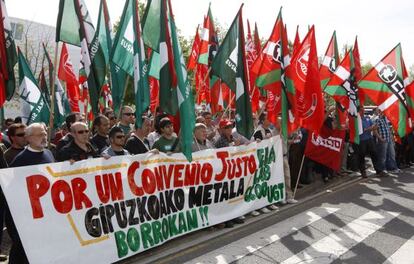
left=6, top=123, right=55, bottom=264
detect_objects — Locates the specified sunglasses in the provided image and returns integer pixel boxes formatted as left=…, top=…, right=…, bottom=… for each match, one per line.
left=15, top=133, right=25, bottom=137
left=123, top=113, right=135, bottom=116
left=115, top=135, right=125, bottom=139
left=76, top=130, right=89, bottom=134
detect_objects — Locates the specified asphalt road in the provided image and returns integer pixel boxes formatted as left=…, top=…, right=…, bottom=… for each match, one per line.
left=185, top=170, right=414, bottom=264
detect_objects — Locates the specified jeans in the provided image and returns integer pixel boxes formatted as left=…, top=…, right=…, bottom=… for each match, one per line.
left=377, top=140, right=397, bottom=172
left=386, top=140, right=398, bottom=170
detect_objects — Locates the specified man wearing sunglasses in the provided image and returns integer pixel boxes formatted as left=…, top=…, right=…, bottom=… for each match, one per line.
left=102, top=127, right=129, bottom=157
left=4, top=123, right=27, bottom=165
left=57, top=122, right=99, bottom=162
left=117, top=106, right=135, bottom=136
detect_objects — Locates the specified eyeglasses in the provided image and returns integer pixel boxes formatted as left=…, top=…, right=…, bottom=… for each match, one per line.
left=76, top=130, right=89, bottom=134
left=109, top=116, right=116, bottom=120
left=115, top=135, right=125, bottom=139
left=15, top=133, right=25, bottom=137
left=123, top=113, right=135, bottom=116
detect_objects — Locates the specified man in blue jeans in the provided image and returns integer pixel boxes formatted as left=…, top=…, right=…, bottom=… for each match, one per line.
left=373, top=109, right=395, bottom=177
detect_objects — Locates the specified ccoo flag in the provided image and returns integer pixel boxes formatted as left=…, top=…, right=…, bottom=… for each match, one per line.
left=211, top=4, right=254, bottom=139
left=17, top=49, right=50, bottom=125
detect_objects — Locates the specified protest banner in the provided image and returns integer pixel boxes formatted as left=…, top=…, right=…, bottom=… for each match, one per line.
left=304, top=126, right=346, bottom=171
left=0, top=136, right=285, bottom=263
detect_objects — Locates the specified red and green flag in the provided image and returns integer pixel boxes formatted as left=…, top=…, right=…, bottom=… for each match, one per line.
left=211, top=4, right=254, bottom=139
left=353, top=37, right=365, bottom=106
left=319, top=31, right=340, bottom=88
left=325, top=50, right=362, bottom=144
left=38, top=68, right=51, bottom=107
left=358, top=43, right=411, bottom=137
left=251, top=10, right=283, bottom=92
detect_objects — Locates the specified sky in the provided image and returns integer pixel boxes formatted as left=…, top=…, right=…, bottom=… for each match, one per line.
left=6, top=0, right=414, bottom=69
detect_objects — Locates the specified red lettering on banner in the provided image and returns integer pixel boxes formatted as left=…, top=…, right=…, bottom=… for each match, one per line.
left=71, top=178, right=92, bottom=210
left=142, top=169, right=156, bottom=194
left=215, top=151, right=229, bottom=181
left=173, top=164, right=185, bottom=187
left=200, top=163, right=213, bottom=184
left=26, top=175, right=50, bottom=219
left=51, top=180, right=73, bottom=214
left=127, top=161, right=144, bottom=196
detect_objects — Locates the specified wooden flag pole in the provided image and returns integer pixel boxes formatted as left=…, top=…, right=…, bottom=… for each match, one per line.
left=48, top=42, right=59, bottom=148
left=292, top=154, right=305, bottom=199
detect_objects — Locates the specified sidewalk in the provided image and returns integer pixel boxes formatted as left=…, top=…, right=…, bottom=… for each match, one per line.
left=0, top=172, right=364, bottom=264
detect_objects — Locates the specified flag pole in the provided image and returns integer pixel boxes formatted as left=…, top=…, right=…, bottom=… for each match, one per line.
left=292, top=154, right=305, bottom=199
left=48, top=41, right=59, bottom=148
left=118, top=74, right=130, bottom=120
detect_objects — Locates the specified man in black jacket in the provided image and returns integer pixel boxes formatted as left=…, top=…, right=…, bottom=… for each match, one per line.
left=57, top=122, right=99, bottom=162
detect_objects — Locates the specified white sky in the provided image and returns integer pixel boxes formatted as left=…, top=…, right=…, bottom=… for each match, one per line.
left=7, top=0, right=414, bottom=69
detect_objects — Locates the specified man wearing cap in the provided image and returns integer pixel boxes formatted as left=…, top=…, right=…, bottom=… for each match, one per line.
left=152, top=117, right=180, bottom=153
left=192, top=123, right=214, bottom=152
left=214, top=119, right=240, bottom=148
left=214, top=119, right=245, bottom=228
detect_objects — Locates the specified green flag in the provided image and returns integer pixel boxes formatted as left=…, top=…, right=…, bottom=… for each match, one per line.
left=211, top=5, right=254, bottom=139
left=54, top=79, right=71, bottom=127
left=142, top=0, right=161, bottom=52
left=75, top=0, right=107, bottom=115
left=132, top=0, right=150, bottom=127
left=110, top=0, right=135, bottom=116
left=111, top=0, right=134, bottom=76
left=167, top=0, right=195, bottom=161
left=56, top=0, right=80, bottom=46
left=17, top=49, right=50, bottom=125
left=1, top=0, right=18, bottom=101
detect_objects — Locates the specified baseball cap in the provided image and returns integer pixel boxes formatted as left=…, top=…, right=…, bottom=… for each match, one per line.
left=219, top=119, right=233, bottom=129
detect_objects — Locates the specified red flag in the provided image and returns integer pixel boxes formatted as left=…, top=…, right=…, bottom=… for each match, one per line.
left=210, top=77, right=223, bottom=114
left=187, top=25, right=201, bottom=71
left=58, top=43, right=80, bottom=112
left=290, top=26, right=324, bottom=132
left=266, top=89, right=281, bottom=124
left=254, top=22, right=261, bottom=54
left=195, top=63, right=210, bottom=104
left=149, top=76, right=159, bottom=113
left=292, top=25, right=301, bottom=56
left=246, top=19, right=260, bottom=112
left=304, top=125, right=346, bottom=171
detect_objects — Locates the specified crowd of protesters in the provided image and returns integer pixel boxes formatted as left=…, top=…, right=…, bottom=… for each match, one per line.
left=0, top=103, right=411, bottom=263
